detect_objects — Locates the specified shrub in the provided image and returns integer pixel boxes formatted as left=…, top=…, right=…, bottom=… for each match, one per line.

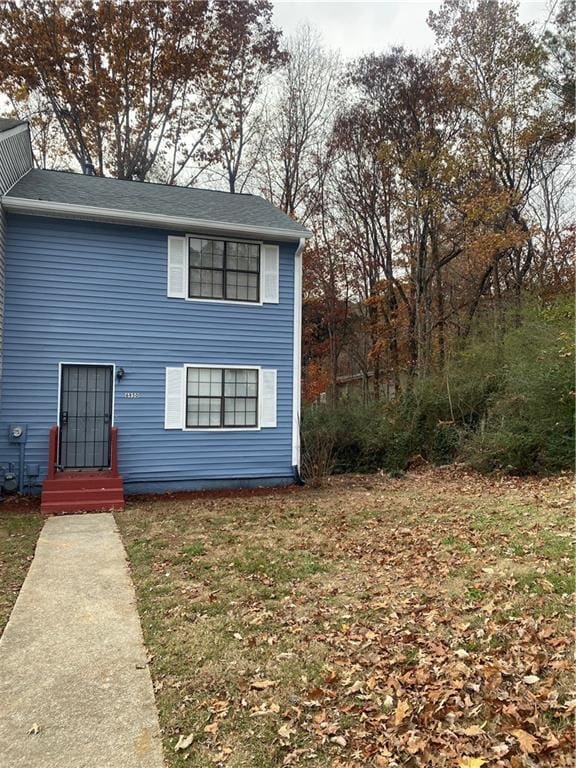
left=301, top=296, right=574, bottom=477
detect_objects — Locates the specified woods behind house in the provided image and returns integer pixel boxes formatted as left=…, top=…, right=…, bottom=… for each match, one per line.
left=0, top=0, right=573, bottom=475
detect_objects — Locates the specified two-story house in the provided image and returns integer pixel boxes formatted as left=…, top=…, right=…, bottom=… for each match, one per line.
left=0, top=119, right=310, bottom=513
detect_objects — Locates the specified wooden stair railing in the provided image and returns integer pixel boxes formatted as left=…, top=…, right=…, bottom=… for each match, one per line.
left=110, top=426, right=119, bottom=477
left=46, top=424, right=120, bottom=477
left=47, top=425, right=58, bottom=480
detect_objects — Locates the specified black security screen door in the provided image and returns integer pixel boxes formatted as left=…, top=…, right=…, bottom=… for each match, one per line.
left=59, top=365, right=113, bottom=469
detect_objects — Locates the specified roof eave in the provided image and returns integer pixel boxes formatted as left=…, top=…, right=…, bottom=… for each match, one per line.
left=1, top=196, right=312, bottom=241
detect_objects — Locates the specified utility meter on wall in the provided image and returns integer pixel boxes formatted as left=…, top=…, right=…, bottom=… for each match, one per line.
left=8, top=424, right=27, bottom=443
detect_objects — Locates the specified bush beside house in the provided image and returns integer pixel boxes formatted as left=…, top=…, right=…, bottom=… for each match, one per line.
left=302, top=297, right=574, bottom=478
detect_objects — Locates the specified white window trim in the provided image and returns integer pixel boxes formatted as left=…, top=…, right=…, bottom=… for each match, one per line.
left=182, top=363, right=262, bottom=432
left=184, top=234, right=265, bottom=306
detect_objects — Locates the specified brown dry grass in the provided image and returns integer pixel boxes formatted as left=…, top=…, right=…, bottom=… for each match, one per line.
left=116, top=468, right=575, bottom=768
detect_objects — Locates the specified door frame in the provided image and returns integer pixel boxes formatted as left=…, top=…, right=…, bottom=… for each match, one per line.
left=57, top=361, right=116, bottom=469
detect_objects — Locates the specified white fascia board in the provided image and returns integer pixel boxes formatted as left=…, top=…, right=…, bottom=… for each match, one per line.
left=1, top=196, right=313, bottom=241
left=0, top=123, right=29, bottom=143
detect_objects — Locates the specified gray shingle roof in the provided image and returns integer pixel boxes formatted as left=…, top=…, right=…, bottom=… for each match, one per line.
left=6, top=169, right=310, bottom=237
left=0, top=118, right=27, bottom=133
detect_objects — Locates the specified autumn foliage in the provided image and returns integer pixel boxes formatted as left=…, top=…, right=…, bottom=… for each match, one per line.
left=300, top=0, right=574, bottom=403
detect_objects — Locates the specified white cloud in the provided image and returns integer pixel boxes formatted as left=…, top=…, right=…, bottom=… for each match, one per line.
left=272, top=0, right=552, bottom=59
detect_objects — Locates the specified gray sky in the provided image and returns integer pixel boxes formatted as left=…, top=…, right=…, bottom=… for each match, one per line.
left=272, top=0, right=554, bottom=58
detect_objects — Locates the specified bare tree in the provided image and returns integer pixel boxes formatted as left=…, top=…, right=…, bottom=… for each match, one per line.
left=255, top=24, right=341, bottom=221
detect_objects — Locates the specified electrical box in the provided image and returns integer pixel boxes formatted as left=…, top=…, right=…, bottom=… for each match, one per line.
left=8, top=424, right=27, bottom=443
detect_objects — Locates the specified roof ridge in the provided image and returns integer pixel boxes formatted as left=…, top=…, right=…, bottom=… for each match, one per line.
left=32, top=168, right=260, bottom=200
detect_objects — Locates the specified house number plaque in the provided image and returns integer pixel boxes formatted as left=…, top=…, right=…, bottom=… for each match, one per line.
left=123, top=392, right=143, bottom=399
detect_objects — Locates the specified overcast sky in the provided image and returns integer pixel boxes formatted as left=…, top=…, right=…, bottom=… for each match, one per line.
left=272, top=0, right=554, bottom=58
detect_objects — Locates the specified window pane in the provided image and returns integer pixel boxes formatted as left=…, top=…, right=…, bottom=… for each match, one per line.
left=236, top=243, right=249, bottom=270
left=226, top=273, right=240, bottom=299
left=212, top=273, right=223, bottom=296
left=199, top=240, right=224, bottom=269
left=189, top=239, right=202, bottom=267
left=224, top=397, right=235, bottom=425
left=187, top=369, right=199, bottom=396
left=224, top=397, right=257, bottom=426
left=189, top=369, right=221, bottom=395
left=189, top=268, right=201, bottom=294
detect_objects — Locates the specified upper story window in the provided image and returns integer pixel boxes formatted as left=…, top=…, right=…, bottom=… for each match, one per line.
left=189, top=238, right=260, bottom=303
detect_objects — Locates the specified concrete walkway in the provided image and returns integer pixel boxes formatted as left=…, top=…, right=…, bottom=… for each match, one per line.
left=0, top=514, right=164, bottom=768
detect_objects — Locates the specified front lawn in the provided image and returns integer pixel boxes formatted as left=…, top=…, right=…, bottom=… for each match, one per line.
left=0, top=511, right=43, bottom=635
left=116, top=469, right=574, bottom=767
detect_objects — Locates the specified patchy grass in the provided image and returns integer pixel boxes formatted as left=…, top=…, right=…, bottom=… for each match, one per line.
left=116, top=468, right=575, bottom=767
left=0, top=512, right=43, bottom=634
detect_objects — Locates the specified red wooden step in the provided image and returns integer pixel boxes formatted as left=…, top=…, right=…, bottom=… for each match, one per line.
left=41, top=499, right=125, bottom=514
left=42, top=477, right=124, bottom=492
left=42, top=488, right=124, bottom=501
left=41, top=471, right=125, bottom=515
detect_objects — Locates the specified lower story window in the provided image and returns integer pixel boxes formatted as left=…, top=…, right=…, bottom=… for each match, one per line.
left=186, top=367, right=258, bottom=428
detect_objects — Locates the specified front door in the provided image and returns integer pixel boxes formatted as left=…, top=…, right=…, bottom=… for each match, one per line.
left=59, top=364, right=114, bottom=469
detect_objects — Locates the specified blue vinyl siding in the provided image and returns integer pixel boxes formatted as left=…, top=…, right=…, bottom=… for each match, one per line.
left=0, top=214, right=297, bottom=492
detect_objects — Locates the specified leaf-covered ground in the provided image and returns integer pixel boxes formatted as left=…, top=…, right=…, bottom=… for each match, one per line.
left=116, top=469, right=575, bottom=768
left=0, top=511, right=43, bottom=635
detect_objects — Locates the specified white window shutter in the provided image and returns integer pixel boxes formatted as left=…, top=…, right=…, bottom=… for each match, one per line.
left=260, top=369, right=277, bottom=428
left=165, top=367, right=185, bottom=429
left=262, top=244, right=279, bottom=303
left=167, top=236, right=187, bottom=298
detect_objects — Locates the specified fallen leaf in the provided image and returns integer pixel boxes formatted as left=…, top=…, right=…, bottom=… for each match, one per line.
left=278, top=723, right=295, bottom=743
left=394, top=699, right=410, bottom=726
left=511, top=728, right=538, bottom=754
left=174, top=733, right=194, bottom=751
left=250, top=679, right=277, bottom=690
left=330, top=735, right=347, bottom=747
left=204, top=721, right=219, bottom=735
left=522, top=675, right=540, bottom=685
left=462, top=725, right=485, bottom=736
left=458, top=759, right=487, bottom=768
left=27, top=723, right=40, bottom=735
